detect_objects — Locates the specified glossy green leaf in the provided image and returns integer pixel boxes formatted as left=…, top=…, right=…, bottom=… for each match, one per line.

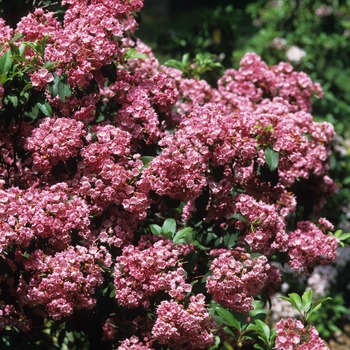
left=36, top=100, right=52, bottom=116
left=123, top=48, right=149, bottom=60
left=162, top=218, right=177, bottom=235
left=231, top=213, right=250, bottom=223
left=109, top=287, right=116, bottom=298
left=208, top=335, right=220, bottom=350
left=173, top=227, right=194, bottom=244
left=11, top=55, right=31, bottom=64
left=254, top=319, right=271, bottom=346
left=150, top=224, right=162, bottom=235
left=280, top=293, right=302, bottom=313
left=339, top=233, right=350, bottom=241
left=333, top=229, right=343, bottom=238
left=264, top=146, right=279, bottom=172
left=163, top=59, right=184, bottom=70
left=301, top=289, right=313, bottom=313
left=48, top=73, right=71, bottom=102
left=9, top=42, right=19, bottom=55
left=0, top=50, right=13, bottom=74
left=42, top=61, right=57, bottom=69
left=215, top=307, right=241, bottom=330
left=306, top=297, right=332, bottom=320
left=21, top=83, right=33, bottom=94
left=140, top=156, right=154, bottom=168
left=7, top=94, right=18, bottom=107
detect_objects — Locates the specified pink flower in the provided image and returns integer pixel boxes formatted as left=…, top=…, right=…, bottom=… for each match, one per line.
left=25, top=117, right=85, bottom=174
left=206, top=250, right=271, bottom=313
left=114, top=238, right=193, bottom=308
left=275, top=318, right=329, bottom=350
left=287, top=221, right=339, bottom=273
left=118, top=336, right=154, bottom=350
left=20, top=245, right=109, bottom=320
left=152, top=294, right=216, bottom=349
left=30, top=68, right=54, bottom=90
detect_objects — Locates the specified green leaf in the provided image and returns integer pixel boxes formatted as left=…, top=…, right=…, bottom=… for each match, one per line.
left=333, top=229, right=343, bottom=238
left=48, top=73, right=71, bottom=102
left=306, top=297, right=332, bottom=320
left=21, top=83, right=33, bottom=94
left=163, top=59, right=184, bottom=71
left=42, top=61, right=57, bottom=69
left=254, top=319, right=270, bottom=342
left=209, top=335, right=221, bottom=350
left=223, top=326, right=238, bottom=339
left=109, top=287, right=116, bottom=298
left=10, top=55, right=31, bottom=64
left=123, top=48, right=149, bottom=60
left=173, top=227, right=194, bottom=244
left=18, top=43, right=26, bottom=56
left=36, top=100, right=52, bottom=116
left=182, top=53, right=190, bottom=65
left=201, top=271, right=212, bottom=283
left=9, top=42, right=19, bottom=55
left=301, top=289, right=313, bottom=313
left=264, top=146, right=279, bottom=171
left=150, top=224, right=162, bottom=235
left=231, top=213, right=250, bottom=223
left=0, top=50, right=13, bottom=74
left=10, top=33, right=23, bottom=42
left=162, top=218, right=177, bottom=236
left=280, top=293, right=302, bottom=313
left=140, top=156, right=154, bottom=168
left=215, top=307, right=241, bottom=330
left=0, top=73, right=10, bottom=84
left=39, top=35, right=50, bottom=55
left=223, top=233, right=238, bottom=248
left=194, top=240, right=210, bottom=250
left=339, top=233, right=350, bottom=241
left=7, top=94, right=18, bottom=107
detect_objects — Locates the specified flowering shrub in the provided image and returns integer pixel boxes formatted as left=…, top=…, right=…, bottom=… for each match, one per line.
left=0, top=0, right=346, bottom=349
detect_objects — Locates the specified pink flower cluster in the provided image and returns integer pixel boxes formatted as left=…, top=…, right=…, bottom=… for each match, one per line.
left=287, top=221, right=339, bottom=273
left=25, top=117, right=85, bottom=173
left=275, top=318, right=329, bottom=350
left=18, top=245, right=111, bottom=320
left=15, top=0, right=143, bottom=91
left=206, top=250, right=271, bottom=313
left=114, top=238, right=193, bottom=308
left=0, top=183, right=91, bottom=252
left=152, top=294, right=216, bottom=349
left=234, top=194, right=288, bottom=256
left=118, top=336, right=153, bottom=350
left=217, top=52, right=323, bottom=113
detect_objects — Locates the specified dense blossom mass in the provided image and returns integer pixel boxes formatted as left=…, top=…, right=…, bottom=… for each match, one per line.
left=206, top=250, right=272, bottom=313
left=0, top=0, right=338, bottom=349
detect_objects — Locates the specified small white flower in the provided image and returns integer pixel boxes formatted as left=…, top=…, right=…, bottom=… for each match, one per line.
left=286, top=46, right=306, bottom=63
